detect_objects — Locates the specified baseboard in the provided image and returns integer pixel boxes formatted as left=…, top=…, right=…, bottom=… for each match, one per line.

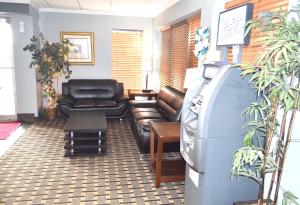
left=17, top=113, right=36, bottom=123
left=0, top=115, right=18, bottom=121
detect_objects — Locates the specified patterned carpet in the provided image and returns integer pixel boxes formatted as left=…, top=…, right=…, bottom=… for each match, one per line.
left=0, top=119, right=184, bottom=205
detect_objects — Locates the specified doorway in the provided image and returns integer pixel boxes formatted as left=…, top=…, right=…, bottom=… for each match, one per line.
left=0, top=18, right=17, bottom=121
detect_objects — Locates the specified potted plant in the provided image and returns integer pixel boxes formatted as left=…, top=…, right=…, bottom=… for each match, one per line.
left=231, top=8, right=300, bottom=205
left=23, top=33, right=72, bottom=120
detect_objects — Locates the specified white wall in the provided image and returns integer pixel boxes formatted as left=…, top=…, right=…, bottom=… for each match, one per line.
left=11, top=15, right=39, bottom=116
left=39, top=12, right=153, bottom=93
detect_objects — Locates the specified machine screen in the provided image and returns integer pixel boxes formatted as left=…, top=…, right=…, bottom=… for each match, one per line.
left=203, top=66, right=220, bottom=79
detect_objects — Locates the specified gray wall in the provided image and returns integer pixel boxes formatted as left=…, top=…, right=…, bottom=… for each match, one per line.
left=30, top=6, right=43, bottom=113
left=11, top=14, right=39, bottom=116
left=0, top=3, right=30, bottom=14
left=39, top=12, right=153, bottom=92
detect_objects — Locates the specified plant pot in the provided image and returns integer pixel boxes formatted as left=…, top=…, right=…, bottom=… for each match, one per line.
left=45, top=108, right=57, bottom=120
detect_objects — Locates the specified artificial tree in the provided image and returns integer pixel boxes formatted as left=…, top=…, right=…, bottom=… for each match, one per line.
left=24, top=33, right=72, bottom=118
left=231, top=8, right=300, bottom=205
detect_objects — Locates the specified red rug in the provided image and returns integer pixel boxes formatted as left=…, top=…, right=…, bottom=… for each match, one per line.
left=0, top=121, right=22, bottom=140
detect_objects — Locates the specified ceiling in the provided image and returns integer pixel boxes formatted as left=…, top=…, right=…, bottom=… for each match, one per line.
left=2, top=0, right=180, bottom=17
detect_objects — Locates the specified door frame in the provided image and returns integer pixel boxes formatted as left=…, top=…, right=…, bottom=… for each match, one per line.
left=0, top=17, right=17, bottom=122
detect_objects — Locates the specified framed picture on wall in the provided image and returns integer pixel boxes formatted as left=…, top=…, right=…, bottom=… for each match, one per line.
left=60, top=32, right=95, bottom=65
left=216, top=3, right=253, bottom=46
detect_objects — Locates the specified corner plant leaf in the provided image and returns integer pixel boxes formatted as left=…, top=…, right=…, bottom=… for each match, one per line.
left=243, top=130, right=255, bottom=146
left=283, top=191, right=300, bottom=205
left=232, top=6, right=300, bottom=204
left=23, top=33, right=72, bottom=109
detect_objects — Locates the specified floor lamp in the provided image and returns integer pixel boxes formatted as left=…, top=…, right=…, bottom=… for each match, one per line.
left=142, top=69, right=152, bottom=92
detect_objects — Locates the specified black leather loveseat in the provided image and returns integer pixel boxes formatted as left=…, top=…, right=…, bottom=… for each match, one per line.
left=129, top=86, right=185, bottom=153
left=57, top=79, right=129, bottom=120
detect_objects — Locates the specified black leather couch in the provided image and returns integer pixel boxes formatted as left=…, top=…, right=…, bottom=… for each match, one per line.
left=129, top=86, right=185, bottom=153
left=57, top=79, right=129, bottom=120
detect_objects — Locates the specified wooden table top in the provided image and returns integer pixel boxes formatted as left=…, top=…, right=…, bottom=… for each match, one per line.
left=150, top=122, right=180, bottom=142
left=128, top=89, right=158, bottom=96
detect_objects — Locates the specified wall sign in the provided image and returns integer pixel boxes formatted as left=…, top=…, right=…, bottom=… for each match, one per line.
left=216, top=3, right=253, bottom=46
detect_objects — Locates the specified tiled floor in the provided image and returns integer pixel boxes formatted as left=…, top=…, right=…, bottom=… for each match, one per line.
left=0, top=124, right=27, bottom=157
left=0, top=119, right=184, bottom=204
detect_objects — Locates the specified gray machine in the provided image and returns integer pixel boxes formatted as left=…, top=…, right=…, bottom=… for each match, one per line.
left=180, top=62, right=259, bottom=205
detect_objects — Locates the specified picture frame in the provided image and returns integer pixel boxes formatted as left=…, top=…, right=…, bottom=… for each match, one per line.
left=60, top=32, right=95, bottom=65
left=216, top=3, right=253, bottom=46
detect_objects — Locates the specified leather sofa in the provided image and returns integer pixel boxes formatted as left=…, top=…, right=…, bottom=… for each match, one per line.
left=57, top=79, right=129, bottom=120
left=129, top=86, right=185, bottom=153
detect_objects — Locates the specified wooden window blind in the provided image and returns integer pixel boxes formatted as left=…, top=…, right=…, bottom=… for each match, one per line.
left=187, top=15, right=201, bottom=68
left=225, top=0, right=289, bottom=64
left=160, top=14, right=201, bottom=91
left=160, top=28, right=172, bottom=87
left=170, top=23, right=188, bottom=91
left=112, top=30, right=143, bottom=92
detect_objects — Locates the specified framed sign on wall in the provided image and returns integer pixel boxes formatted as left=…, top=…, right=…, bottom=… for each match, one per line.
left=216, top=3, right=253, bottom=46
left=60, top=32, right=95, bottom=65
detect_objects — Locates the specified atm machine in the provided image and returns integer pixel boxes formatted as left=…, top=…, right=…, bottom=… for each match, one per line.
left=180, top=61, right=259, bottom=205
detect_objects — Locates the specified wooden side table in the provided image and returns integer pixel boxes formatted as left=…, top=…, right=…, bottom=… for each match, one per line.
left=150, top=121, right=185, bottom=187
left=128, top=89, right=158, bottom=100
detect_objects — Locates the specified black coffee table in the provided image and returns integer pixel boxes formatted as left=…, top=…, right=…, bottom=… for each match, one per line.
left=63, top=110, right=107, bottom=156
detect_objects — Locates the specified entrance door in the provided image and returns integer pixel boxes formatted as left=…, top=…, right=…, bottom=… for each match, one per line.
left=0, top=18, right=17, bottom=121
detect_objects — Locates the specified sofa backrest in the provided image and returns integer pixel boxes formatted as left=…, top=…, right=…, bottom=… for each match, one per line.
left=63, top=79, right=120, bottom=99
left=156, top=86, right=185, bottom=122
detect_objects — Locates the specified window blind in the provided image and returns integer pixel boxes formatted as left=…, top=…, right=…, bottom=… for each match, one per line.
left=160, top=28, right=172, bottom=87
left=170, top=23, right=188, bottom=91
left=160, top=14, right=201, bottom=91
left=112, top=30, right=143, bottom=92
left=187, top=15, right=201, bottom=68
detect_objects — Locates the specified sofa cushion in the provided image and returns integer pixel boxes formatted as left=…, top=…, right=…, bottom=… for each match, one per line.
left=68, top=79, right=118, bottom=99
left=134, top=111, right=167, bottom=121
left=73, top=99, right=96, bottom=108
left=131, top=107, right=159, bottom=115
left=57, top=95, right=74, bottom=106
left=156, top=86, right=185, bottom=122
left=137, top=118, right=166, bottom=131
left=95, top=99, right=117, bottom=108
left=129, top=100, right=156, bottom=108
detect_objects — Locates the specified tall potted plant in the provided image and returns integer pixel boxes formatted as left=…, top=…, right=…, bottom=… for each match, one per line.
left=24, top=33, right=72, bottom=119
left=232, top=8, right=300, bottom=205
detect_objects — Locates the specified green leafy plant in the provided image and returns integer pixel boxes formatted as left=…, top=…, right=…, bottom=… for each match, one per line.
left=231, top=8, right=300, bottom=205
left=282, top=191, right=300, bottom=205
left=23, top=33, right=72, bottom=110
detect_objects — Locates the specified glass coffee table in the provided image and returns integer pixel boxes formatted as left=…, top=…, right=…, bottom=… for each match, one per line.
left=63, top=110, right=107, bottom=156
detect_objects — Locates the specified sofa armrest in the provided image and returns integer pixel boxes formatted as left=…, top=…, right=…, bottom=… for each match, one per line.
left=113, top=95, right=130, bottom=103
left=129, top=100, right=156, bottom=108
left=57, top=95, right=74, bottom=106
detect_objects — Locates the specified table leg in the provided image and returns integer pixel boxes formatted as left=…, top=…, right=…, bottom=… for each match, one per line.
left=156, top=137, right=163, bottom=188
left=150, top=127, right=155, bottom=165
left=98, top=131, right=102, bottom=153
left=70, top=131, right=74, bottom=155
